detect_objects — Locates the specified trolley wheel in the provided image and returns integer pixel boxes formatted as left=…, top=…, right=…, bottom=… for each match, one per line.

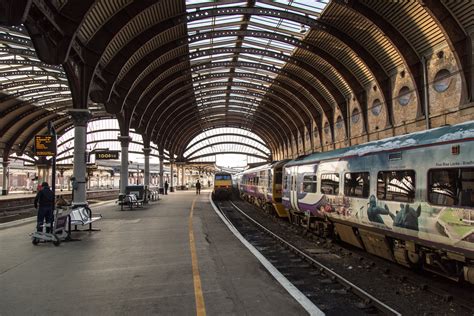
left=32, top=238, right=39, bottom=245
left=53, top=240, right=61, bottom=247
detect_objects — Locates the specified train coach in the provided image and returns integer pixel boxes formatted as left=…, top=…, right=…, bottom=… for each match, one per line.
left=238, top=160, right=289, bottom=217
left=212, top=172, right=233, bottom=200
left=281, top=121, right=474, bottom=283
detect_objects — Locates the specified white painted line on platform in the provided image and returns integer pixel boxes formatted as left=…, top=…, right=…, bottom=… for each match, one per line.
left=209, top=193, right=325, bottom=316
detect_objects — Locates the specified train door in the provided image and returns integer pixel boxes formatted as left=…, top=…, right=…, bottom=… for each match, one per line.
left=290, top=166, right=299, bottom=210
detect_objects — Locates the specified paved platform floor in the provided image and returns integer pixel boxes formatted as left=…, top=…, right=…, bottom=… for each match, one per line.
left=0, top=189, right=307, bottom=315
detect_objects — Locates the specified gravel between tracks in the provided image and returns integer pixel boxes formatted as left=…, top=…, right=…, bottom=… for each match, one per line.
left=230, top=199, right=474, bottom=316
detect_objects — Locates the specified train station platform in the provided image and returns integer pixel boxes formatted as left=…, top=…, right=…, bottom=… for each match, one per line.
left=0, top=189, right=308, bottom=315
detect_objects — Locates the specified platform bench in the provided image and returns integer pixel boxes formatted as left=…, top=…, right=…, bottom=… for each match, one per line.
left=126, top=194, right=143, bottom=210
left=68, top=206, right=102, bottom=232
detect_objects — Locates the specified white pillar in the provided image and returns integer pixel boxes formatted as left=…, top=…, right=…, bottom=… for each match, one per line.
left=143, top=148, right=151, bottom=188
left=69, top=109, right=91, bottom=206
left=2, top=160, right=9, bottom=195
left=181, top=164, right=185, bottom=188
left=118, top=136, right=131, bottom=195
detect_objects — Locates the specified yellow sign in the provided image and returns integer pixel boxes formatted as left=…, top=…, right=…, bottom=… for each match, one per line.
left=34, top=135, right=56, bottom=156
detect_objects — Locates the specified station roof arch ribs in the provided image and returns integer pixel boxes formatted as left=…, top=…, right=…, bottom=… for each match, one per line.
left=1, top=0, right=470, bottom=159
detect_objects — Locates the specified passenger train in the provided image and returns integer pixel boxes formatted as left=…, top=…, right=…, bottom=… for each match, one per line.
left=212, top=171, right=233, bottom=200
left=238, top=121, right=474, bottom=284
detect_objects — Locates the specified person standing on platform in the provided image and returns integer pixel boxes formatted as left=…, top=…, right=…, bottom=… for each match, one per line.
left=34, top=182, right=54, bottom=233
left=164, top=180, right=169, bottom=195
left=196, top=180, right=201, bottom=195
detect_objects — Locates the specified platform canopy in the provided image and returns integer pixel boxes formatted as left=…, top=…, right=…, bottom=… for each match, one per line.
left=0, top=0, right=472, bottom=161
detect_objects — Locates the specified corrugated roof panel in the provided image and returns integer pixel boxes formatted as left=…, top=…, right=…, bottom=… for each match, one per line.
left=101, top=0, right=184, bottom=67
left=78, top=0, right=132, bottom=44
left=322, top=3, right=402, bottom=73
left=293, top=49, right=352, bottom=98
left=442, top=0, right=474, bottom=30
left=305, top=30, right=373, bottom=87
left=118, top=24, right=187, bottom=82
left=363, top=0, right=446, bottom=56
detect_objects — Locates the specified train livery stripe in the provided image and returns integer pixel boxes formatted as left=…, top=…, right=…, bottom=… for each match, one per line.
left=209, top=193, right=325, bottom=316
left=189, top=198, right=207, bottom=316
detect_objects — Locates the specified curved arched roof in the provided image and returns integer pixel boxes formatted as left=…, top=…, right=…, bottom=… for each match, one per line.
left=0, top=0, right=472, bottom=161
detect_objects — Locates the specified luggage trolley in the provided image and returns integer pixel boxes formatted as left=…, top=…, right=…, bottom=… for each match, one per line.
left=31, top=208, right=69, bottom=246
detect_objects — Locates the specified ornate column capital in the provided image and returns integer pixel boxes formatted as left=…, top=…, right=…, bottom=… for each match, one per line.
left=142, top=148, right=152, bottom=156
left=68, top=109, right=92, bottom=127
left=118, top=135, right=132, bottom=147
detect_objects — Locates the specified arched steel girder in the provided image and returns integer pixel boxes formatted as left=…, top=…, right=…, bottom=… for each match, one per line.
left=0, top=99, right=71, bottom=118
left=144, top=83, right=303, bottom=141
left=142, top=74, right=310, bottom=137
left=185, top=133, right=268, bottom=154
left=161, top=107, right=288, bottom=156
left=3, top=113, right=66, bottom=159
left=135, top=60, right=325, bottom=128
left=0, top=46, right=36, bottom=58
left=0, top=0, right=32, bottom=25
left=167, top=113, right=285, bottom=158
left=423, top=0, right=471, bottom=102
left=186, top=141, right=269, bottom=160
left=116, top=46, right=355, bottom=128
left=0, top=70, right=66, bottom=79
left=0, top=58, right=62, bottom=71
left=172, top=122, right=280, bottom=161
left=0, top=103, right=71, bottom=140
left=3, top=86, right=69, bottom=99
left=0, top=92, right=71, bottom=107
left=0, top=79, right=65, bottom=90
left=187, top=151, right=270, bottom=163
left=104, top=29, right=367, bottom=107
left=140, top=66, right=305, bottom=137
left=334, top=0, right=423, bottom=125
left=151, top=90, right=298, bottom=149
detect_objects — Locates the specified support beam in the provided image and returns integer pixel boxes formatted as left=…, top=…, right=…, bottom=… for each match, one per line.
left=118, top=135, right=132, bottom=195
left=170, top=159, right=175, bottom=192
left=159, top=153, right=164, bottom=189
left=143, top=147, right=151, bottom=188
left=2, top=160, right=9, bottom=196
left=69, top=109, right=91, bottom=206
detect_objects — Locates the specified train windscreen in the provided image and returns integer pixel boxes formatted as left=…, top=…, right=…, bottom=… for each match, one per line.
left=215, top=175, right=231, bottom=180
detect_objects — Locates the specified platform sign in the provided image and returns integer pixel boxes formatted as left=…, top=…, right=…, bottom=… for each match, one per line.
left=95, top=151, right=120, bottom=160
left=34, top=135, right=56, bottom=156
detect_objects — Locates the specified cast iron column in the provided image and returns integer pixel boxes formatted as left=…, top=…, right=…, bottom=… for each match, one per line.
left=69, top=109, right=91, bottom=206
left=118, top=136, right=132, bottom=195
left=170, top=159, right=174, bottom=192
left=143, top=147, right=151, bottom=188
left=1, top=160, right=9, bottom=195
left=159, top=154, right=164, bottom=189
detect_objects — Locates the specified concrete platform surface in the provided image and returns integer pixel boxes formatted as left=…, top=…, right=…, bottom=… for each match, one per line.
left=0, top=189, right=307, bottom=315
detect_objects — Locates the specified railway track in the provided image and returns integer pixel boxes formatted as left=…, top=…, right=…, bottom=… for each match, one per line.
left=214, top=199, right=402, bottom=315
left=218, top=200, right=474, bottom=315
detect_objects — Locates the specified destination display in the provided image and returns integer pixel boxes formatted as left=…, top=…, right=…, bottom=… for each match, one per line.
left=95, top=151, right=120, bottom=160
left=34, top=135, right=56, bottom=156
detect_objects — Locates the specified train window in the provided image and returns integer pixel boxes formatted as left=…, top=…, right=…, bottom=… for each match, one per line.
left=344, top=172, right=370, bottom=198
left=216, top=175, right=231, bottom=180
left=377, top=170, right=415, bottom=203
left=303, top=175, right=317, bottom=193
left=321, top=173, right=340, bottom=195
left=283, top=175, right=288, bottom=190
left=428, top=168, right=474, bottom=207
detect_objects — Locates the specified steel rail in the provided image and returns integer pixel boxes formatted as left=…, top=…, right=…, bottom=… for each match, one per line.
left=228, top=201, right=402, bottom=316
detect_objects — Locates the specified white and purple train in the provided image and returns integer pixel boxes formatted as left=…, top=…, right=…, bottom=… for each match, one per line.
left=238, top=121, right=474, bottom=284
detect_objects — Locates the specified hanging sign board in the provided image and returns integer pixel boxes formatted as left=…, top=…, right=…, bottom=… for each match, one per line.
left=34, top=135, right=56, bottom=156
left=95, top=151, right=120, bottom=160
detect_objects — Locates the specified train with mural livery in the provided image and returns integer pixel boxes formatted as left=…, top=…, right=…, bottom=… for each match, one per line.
left=238, top=121, right=474, bottom=284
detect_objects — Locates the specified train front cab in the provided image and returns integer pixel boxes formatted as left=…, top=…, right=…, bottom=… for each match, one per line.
left=213, top=172, right=232, bottom=200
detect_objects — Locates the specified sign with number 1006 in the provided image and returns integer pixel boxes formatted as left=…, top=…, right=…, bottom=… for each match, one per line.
left=96, top=151, right=120, bottom=160
left=34, top=135, right=56, bottom=156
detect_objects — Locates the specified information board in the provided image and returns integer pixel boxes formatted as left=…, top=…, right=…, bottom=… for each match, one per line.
left=96, top=151, right=120, bottom=160
left=34, top=135, right=56, bottom=156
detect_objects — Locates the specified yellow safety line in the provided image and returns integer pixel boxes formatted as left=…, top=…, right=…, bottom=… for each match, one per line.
left=189, top=198, right=207, bottom=316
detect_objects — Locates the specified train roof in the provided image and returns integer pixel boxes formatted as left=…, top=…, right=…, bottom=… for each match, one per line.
left=285, top=120, right=474, bottom=167
left=215, top=171, right=232, bottom=176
